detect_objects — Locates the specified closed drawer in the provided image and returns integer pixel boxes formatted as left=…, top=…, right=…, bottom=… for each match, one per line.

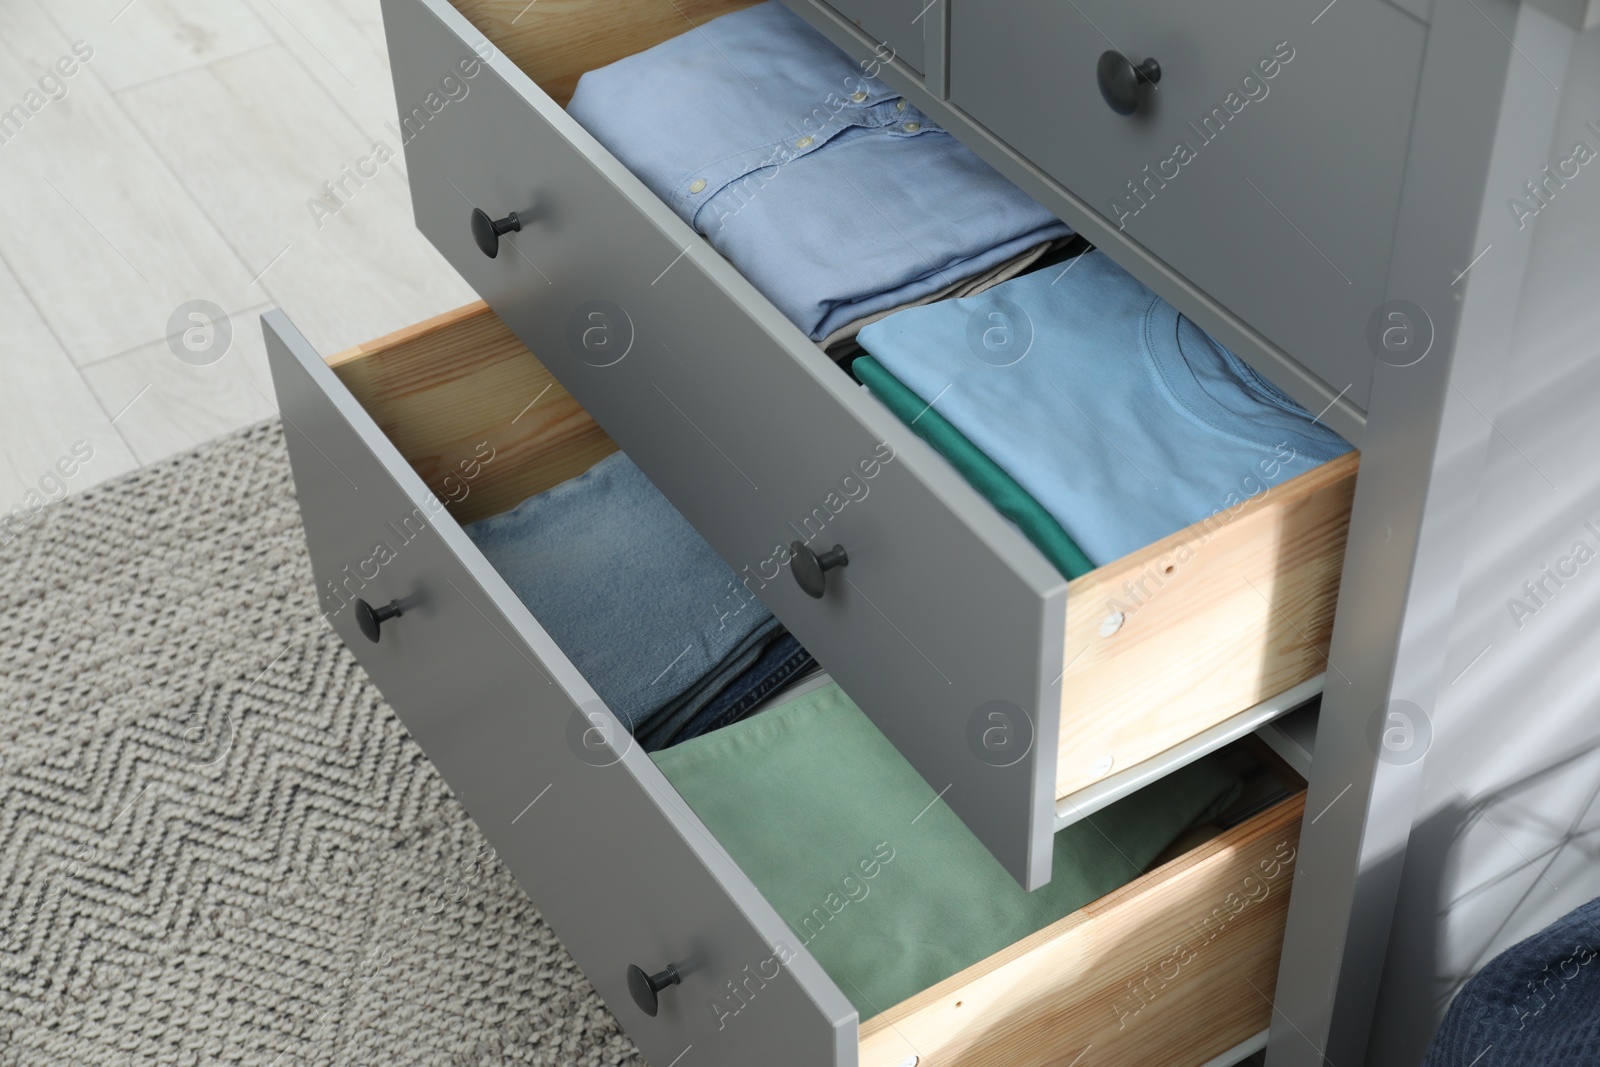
left=948, top=0, right=1426, bottom=412
left=381, top=0, right=1357, bottom=890
left=819, top=0, right=926, bottom=73
left=265, top=300, right=1309, bottom=1067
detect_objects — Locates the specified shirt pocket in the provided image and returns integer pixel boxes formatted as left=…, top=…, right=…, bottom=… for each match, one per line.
left=672, top=98, right=941, bottom=234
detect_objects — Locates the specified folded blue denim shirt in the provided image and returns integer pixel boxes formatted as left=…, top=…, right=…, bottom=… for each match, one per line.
left=857, top=252, right=1354, bottom=565
left=464, top=451, right=788, bottom=742
left=566, top=0, right=1072, bottom=341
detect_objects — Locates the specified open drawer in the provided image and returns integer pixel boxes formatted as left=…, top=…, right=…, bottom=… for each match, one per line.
left=265, top=301, right=1308, bottom=1067
left=378, top=0, right=1355, bottom=888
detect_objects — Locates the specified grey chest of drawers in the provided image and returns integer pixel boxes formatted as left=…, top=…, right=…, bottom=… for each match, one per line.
left=262, top=0, right=1600, bottom=1064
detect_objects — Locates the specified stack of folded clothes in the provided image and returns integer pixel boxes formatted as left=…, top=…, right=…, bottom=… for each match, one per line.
left=566, top=0, right=1073, bottom=353
left=464, top=451, right=814, bottom=750
left=854, top=251, right=1356, bottom=574
left=653, top=681, right=1242, bottom=1011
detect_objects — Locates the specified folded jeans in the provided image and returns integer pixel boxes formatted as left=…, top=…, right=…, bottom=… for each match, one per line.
left=463, top=451, right=782, bottom=737
left=649, top=632, right=818, bottom=749
left=634, top=616, right=784, bottom=750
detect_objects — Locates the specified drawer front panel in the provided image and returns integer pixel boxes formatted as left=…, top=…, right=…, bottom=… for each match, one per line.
left=383, top=0, right=1067, bottom=889
left=949, top=0, right=1426, bottom=412
left=823, top=0, right=926, bottom=72
left=263, top=311, right=855, bottom=1067
left=860, top=794, right=1304, bottom=1066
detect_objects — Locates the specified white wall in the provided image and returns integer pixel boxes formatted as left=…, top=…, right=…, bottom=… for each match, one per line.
left=1368, top=11, right=1600, bottom=1064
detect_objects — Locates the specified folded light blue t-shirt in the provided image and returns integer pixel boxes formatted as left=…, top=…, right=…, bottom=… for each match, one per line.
left=566, top=0, right=1071, bottom=341
left=856, top=252, right=1354, bottom=564
left=464, top=452, right=781, bottom=737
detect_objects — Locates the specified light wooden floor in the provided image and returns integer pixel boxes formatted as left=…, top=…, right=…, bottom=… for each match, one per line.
left=0, top=0, right=475, bottom=506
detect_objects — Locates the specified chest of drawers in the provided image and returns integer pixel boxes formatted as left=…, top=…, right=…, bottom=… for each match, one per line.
left=263, top=0, right=1579, bottom=1063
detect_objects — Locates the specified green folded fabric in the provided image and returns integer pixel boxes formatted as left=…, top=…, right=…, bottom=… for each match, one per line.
left=852, top=354, right=1095, bottom=579
left=652, top=683, right=1241, bottom=1016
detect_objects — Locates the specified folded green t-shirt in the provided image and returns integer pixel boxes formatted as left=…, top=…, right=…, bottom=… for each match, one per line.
left=853, top=354, right=1095, bottom=579
left=652, top=683, right=1240, bottom=1015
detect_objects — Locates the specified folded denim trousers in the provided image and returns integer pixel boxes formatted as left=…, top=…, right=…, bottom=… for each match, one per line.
left=650, top=633, right=817, bottom=749
left=464, top=451, right=793, bottom=744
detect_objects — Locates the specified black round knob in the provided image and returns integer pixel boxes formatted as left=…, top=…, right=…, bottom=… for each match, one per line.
left=627, top=963, right=681, bottom=1017
left=470, top=207, right=522, bottom=258
left=1096, top=51, right=1161, bottom=115
left=789, top=541, right=848, bottom=599
left=353, top=598, right=403, bottom=643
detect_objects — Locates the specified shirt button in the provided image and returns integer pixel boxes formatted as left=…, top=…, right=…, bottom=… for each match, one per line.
left=850, top=91, right=868, bottom=102
left=903, top=122, right=921, bottom=132
left=795, top=136, right=814, bottom=148
left=688, top=179, right=707, bottom=194
left=896, top=99, right=907, bottom=111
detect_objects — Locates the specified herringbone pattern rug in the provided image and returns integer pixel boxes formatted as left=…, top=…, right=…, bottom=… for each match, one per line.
left=0, top=421, right=645, bottom=1067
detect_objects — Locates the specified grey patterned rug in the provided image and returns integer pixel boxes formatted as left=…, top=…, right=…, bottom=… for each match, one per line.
left=0, top=422, right=645, bottom=1067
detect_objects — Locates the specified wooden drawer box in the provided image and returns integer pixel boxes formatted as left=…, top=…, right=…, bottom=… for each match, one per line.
left=265, top=300, right=1307, bottom=1067
left=377, top=0, right=1357, bottom=888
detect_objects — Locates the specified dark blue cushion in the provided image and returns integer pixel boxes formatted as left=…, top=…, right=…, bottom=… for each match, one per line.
left=1423, top=896, right=1600, bottom=1066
